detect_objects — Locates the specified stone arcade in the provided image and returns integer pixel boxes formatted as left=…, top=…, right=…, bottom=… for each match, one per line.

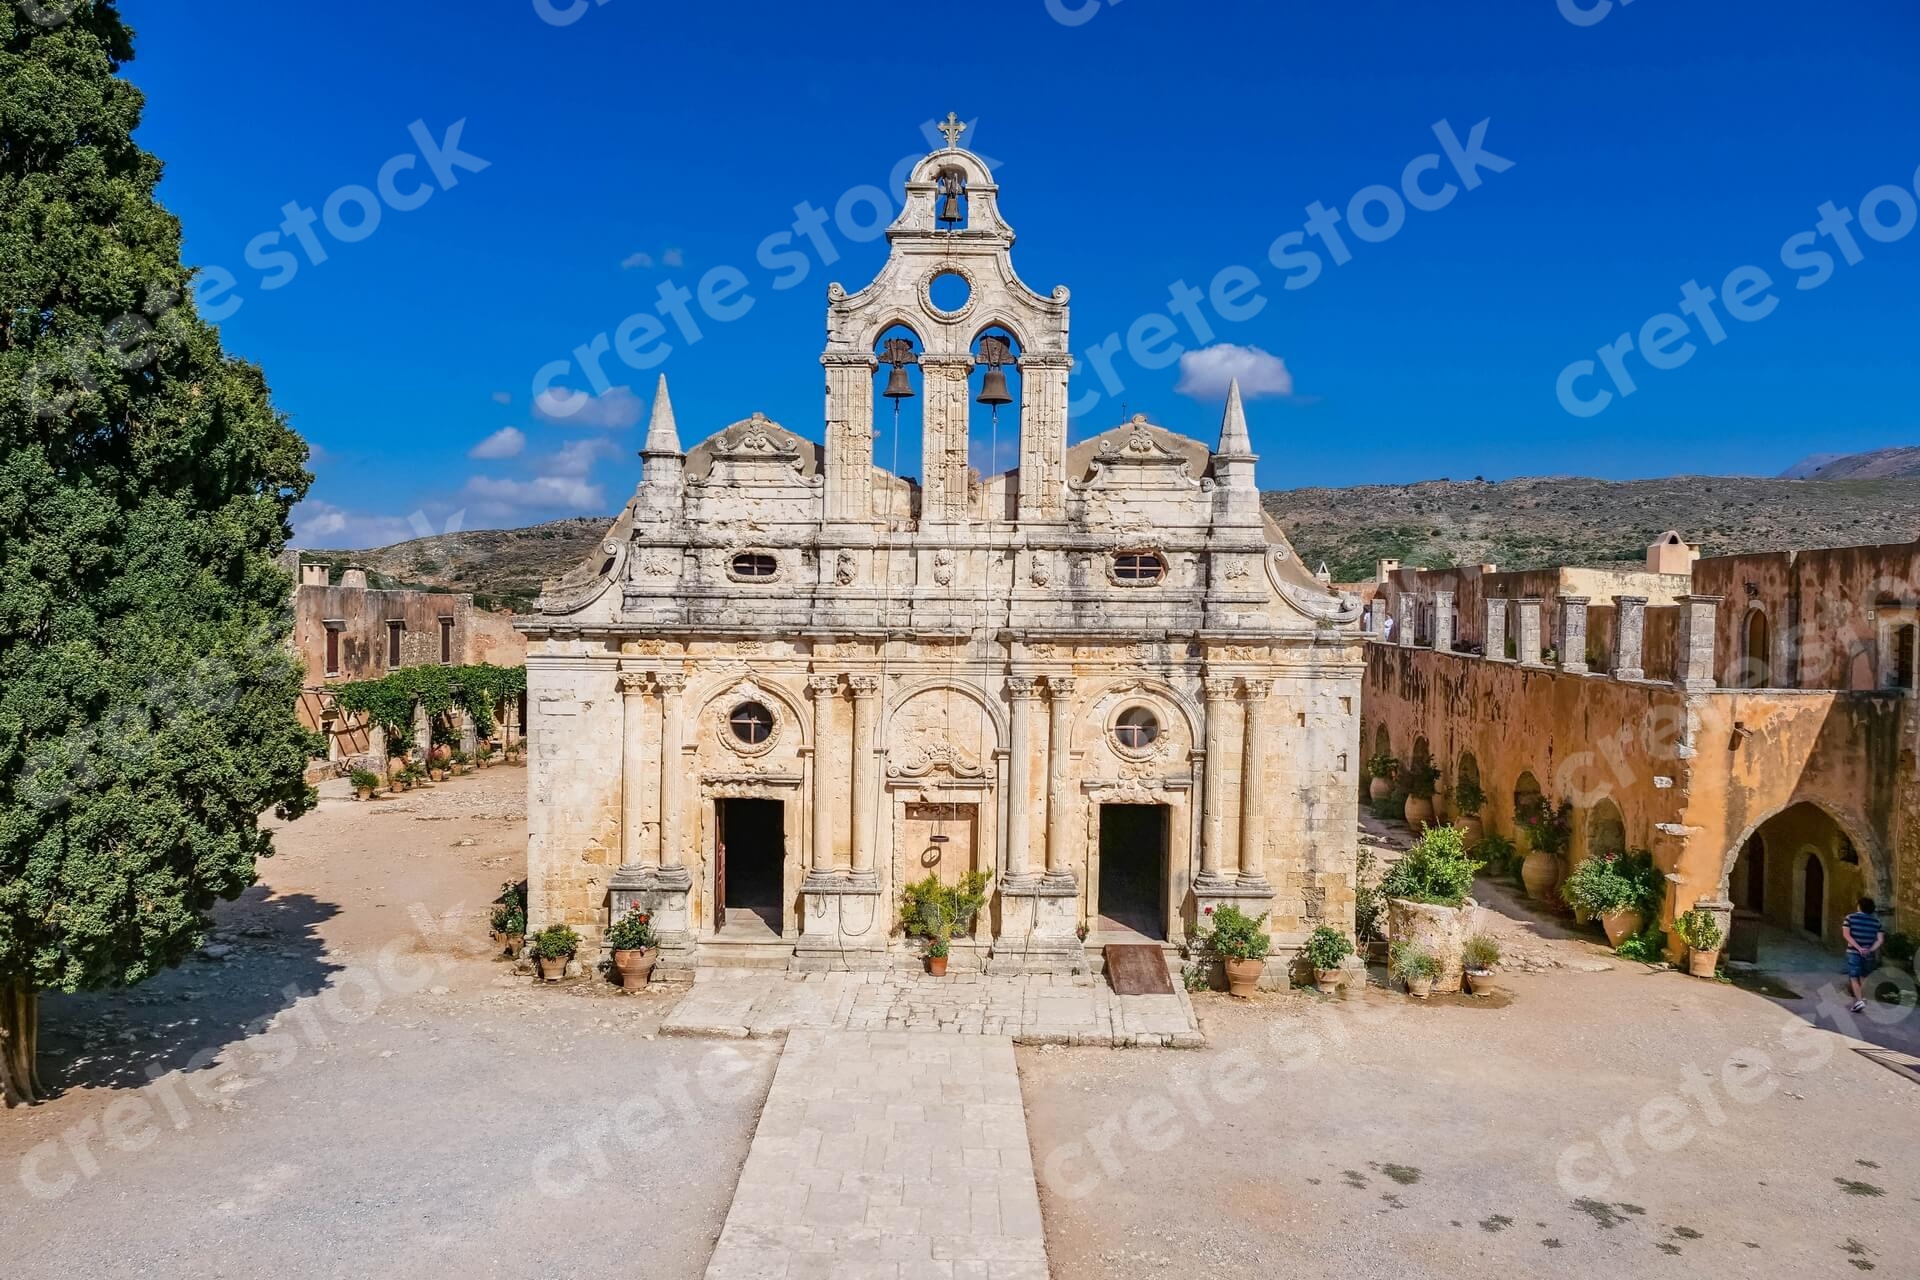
left=520, top=126, right=1365, bottom=981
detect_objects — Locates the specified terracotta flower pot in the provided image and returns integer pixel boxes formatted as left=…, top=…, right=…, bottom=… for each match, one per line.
left=431, top=744, right=452, bottom=763
left=502, top=935, right=523, bottom=959
left=1457, top=814, right=1484, bottom=848
left=1405, top=974, right=1434, bottom=999
left=536, top=954, right=569, bottom=982
left=1521, top=850, right=1560, bottom=901
left=1600, top=908, right=1645, bottom=947
left=612, top=947, right=657, bottom=989
left=429, top=769, right=447, bottom=782
left=1313, top=968, right=1343, bottom=996
left=1688, top=948, right=1720, bottom=978
left=1369, top=776, right=1392, bottom=802
left=1224, top=957, right=1264, bottom=998
left=355, top=787, right=373, bottom=801
left=927, top=954, right=949, bottom=977
left=1403, top=795, right=1435, bottom=829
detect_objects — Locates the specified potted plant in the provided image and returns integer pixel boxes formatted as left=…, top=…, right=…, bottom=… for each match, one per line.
left=1380, top=825, right=1481, bottom=993
left=925, top=935, right=951, bottom=977
left=1201, top=904, right=1271, bottom=997
left=474, top=741, right=494, bottom=769
left=350, top=768, right=381, bottom=801
left=606, top=906, right=658, bottom=989
left=1562, top=849, right=1660, bottom=946
left=900, top=871, right=990, bottom=974
left=1366, top=753, right=1398, bottom=803
left=490, top=883, right=527, bottom=958
left=1675, top=907, right=1724, bottom=978
left=1402, top=760, right=1440, bottom=829
left=448, top=747, right=469, bottom=776
left=1390, top=939, right=1441, bottom=998
left=1302, top=925, right=1354, bottom=995
left=1462, top=932, right=1502, bottom=993
left=1450, top=776, right=1487, bottom=848
left=531, top=924, right=579, bottom=982
left=1517, top=798, right=1572, bottom=901
left=1475, top=833, right=1515, bottom=881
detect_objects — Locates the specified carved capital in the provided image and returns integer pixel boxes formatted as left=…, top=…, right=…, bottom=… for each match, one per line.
left=618, top=672, right=650, bottom=696
left=847, top=675, right=881, bottom=697
left=655, top=672, right=688, bottom=694
left=806, top=675, right=840, bottom=698
left=1203, top=676, right=1239, bottom=702
left=1006, top=676, right=1040, bottom=700
left=1242, top=679, right=1273, bottom=701
left=1045, top=675, right=1076, bottom=698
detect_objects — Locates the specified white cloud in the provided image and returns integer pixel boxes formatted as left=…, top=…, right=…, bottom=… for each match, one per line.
left=533, top=383, right=644, bottom=429
left=621, top=251, right=654, bottom=270
left=290, top=501, right=429, bottom=549
left=462, top=474, right=606, bottom=514
left=490, top=390, right=512, bottom=405
left=662, top=247, right=684, bottom=267
left=546, top=436, right=616, bottom=477
left=469, top=426, right=526, bottom=460
left=1174, top=343, right=1294, bottom=400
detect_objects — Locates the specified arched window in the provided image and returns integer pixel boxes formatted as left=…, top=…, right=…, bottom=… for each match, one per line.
left=1113, top=552, right=1165, bottom=584
left=1741, top=609, right=1771, bottom=688
left=730, top=552, right=778, bottom=580
left=934, top=166, right=969, bottom=230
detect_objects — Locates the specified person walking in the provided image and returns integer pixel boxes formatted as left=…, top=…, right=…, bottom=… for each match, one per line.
left=1843, top=896, right=1885, bottom=1013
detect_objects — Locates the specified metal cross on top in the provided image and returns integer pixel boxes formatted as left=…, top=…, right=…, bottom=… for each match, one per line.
left=938, top=112, right=966, bottom=149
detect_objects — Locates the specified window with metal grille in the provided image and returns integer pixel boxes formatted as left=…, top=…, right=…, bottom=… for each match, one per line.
left=731, top=552, right=778, bottom=579
left=387, top=620, right=403, bottom=667
left=440, top=617, right=453, bottom=665
left=729, top=702, right=774, bottom=745
left=324, top=624, right=342, bottom=677
left=1113, top=706, right=1162, bottom=750
left=1113, top=552, right=1165, bottom=583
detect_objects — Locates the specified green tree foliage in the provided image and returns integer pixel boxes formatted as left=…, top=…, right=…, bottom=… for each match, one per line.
left=0, top=3, right=319, bottom=1104
left=331, top=663, right=526, bottom=753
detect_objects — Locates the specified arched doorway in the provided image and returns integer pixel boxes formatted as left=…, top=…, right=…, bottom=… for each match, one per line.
left=1373, top=724, right=1391, bottom=761
left=1801, top=853, right=1826, bottom=938
left=1730, top=832, right=1765, bottom=913
left=1741, top=609, right=1771, bottom=689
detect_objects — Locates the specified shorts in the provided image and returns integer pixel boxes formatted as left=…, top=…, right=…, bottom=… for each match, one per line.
left=1845, top=951, right=1870, bottom=980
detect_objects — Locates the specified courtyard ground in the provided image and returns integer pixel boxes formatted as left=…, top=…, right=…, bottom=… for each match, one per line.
left=1, top=767, right=1914, bottom=1279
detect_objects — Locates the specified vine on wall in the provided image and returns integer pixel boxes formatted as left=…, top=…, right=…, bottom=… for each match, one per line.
left=332, top=664, right=527, bottom=755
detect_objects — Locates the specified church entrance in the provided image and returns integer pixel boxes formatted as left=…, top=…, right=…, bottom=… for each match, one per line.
left=1097, top=804, right=1168, bottom=940
left=715, top=798, right=784, bottom=936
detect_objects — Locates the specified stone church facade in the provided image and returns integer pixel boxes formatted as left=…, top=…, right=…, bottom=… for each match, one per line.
left=520, top=128, right=1365, bottom=980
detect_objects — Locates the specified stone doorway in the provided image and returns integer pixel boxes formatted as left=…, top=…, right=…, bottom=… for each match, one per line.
left=1097, top=804, right=1168, bottom=940
left=716, top=798, right=784, bottom=936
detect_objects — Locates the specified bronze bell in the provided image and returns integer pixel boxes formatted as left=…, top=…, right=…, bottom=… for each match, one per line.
left=977, top=367, right=1012, bottom=406
left=939, top=192, right=963, bottom=225
left=881, top=337, right=917, bottom=400
left=883, top=363, right=916, bottom=400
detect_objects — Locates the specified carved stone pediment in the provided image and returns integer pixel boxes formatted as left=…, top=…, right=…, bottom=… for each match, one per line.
left=887, top=738, right=985, bottom=780
left=1078, top=416, right=1202, bottom=492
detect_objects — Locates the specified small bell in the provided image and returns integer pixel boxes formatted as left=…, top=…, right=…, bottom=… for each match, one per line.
left=883, top=364, right=916, bottom=400
left=936, top=169, right=966, bottom=228
left=976, top=334, right=1014, bottom=406
left=939, top=192, right=963, bottom=225
left=881, top=337, right=917, bottom=400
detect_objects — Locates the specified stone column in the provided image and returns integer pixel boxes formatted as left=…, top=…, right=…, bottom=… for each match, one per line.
left=1612, top=595, right=1648, bottom=680
left=1432, top=591, right=1455, bottom=654
left=822, top=353, right=877, bottom=524
left=1005, top=677, right=1038, bottom=881
left=1515, top=598, right=1545, bottom=667
left=1394, top=593, right=1416, bottom=648
left=806, top=675, right=839, bottom=874
left=619, top=672, right=651, bottom=870
left=1368, top=597, right=1387, bottom=638
left=848, top=675, right=881, bottom=880
left=1238, top=680, right=1273, bottom=888
left=1675, top=595, right=1721, bottom=692
left=1198, top=676, right=1237, bottom=887
left=918, top=356, right=973, bottom=523
left=1043, top=676, right=1077, bottom=883
left=1015, top=354, right=1070, bottom=522
left=613, top=670, right=691, bottom=975
left=656, top=673, right=687, bottom=870
left=1484, top=597, right=1509, bottom=660
left=1556, top=595, right=1590, bottom=674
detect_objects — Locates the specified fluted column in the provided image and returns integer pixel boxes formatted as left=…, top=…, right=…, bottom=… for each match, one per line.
left=1199, top=676, right=1237, bottom=885
left=807, top=675, right=839, bottom=874
left=1005, top=677, right=1039, bottom=881
left=848, top=675, right=880, bottom=878
left=1043, top=676, right=1076, bottom=881
left=656, top=673, right=687, bottom=869
left=919, top=356, right=973, bottom=523
left=619, top=672, right=651, bottom=869
left=1238, top=679, right=1273, bottom=887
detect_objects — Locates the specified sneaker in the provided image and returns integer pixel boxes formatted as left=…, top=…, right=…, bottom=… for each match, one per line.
left=1851, top=999, right=1867, bottom=1013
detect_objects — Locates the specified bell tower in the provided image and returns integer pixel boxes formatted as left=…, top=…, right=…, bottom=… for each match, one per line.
left=821, top=115, right=1071, bottom=527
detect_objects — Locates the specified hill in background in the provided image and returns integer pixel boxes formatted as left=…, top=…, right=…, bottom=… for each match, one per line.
left=1778, top=446, right=1920, bottom=481
left=305, top=474, right=1920, bottom=609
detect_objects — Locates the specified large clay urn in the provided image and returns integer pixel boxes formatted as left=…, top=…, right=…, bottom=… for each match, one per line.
left=1457, top=814, right=1485, bottom=849
left=1522, top=850, right=1560, bottom=901
left=1369, top=776, right=1393, bottom=802
left=1387, top=897, right=1473, bottom=994
left=1403, top=795, right=1435, bottom=829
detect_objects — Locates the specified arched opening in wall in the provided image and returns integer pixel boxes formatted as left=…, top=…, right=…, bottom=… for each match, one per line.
left=1741, top=608, right=1771, bottom=689
left=934, top=165, right=970, bottom=231
left=1373, top=724, right=1391, bottom=762
left=1586, top=798, right=1626, bottom=863
left=1893, top=623, right=1917, bottom=690
left=1513, top=771, right=1543, bottom=825
left=1410, top=735, right=1432, bottom=772
left=1730, top=832, right=1766, bottom=913
left=873, top=325, right=925, bottom=504
left=1455, top=751, right=1483, bottom=818
left=969, top=328, right=1023, bottom=482
left=1801, top=851, right=1826, bottom=938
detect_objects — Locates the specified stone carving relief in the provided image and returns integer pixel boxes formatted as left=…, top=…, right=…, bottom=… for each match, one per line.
left=886, top=739, right=986, bottom=781
left=932, top=549, right=955, bottom=586
left=834, top=550, right=857, bottom=586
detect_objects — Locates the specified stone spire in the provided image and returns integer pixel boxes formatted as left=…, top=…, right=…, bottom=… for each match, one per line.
left=643, top=374, right=681, bottom=455
left=1210, top=379, right=1261, bottom=531
left=1216, top=378, right=1254, bottom=459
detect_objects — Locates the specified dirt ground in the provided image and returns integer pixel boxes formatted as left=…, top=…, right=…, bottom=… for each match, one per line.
left=0, top=766, right=778, bottom=1280
left=1020, top=882, right=1920, bottom=1279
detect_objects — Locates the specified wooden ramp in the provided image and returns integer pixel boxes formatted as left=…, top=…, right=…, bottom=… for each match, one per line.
left=1104, top=943, right=1174, bottom=995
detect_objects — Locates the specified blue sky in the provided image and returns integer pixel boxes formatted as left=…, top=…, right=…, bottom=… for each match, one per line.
left=118, top=1, right=1920, bottom=547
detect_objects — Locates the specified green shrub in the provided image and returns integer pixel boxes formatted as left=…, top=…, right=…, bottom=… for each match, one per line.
left=1675, top=908, right=1724, bottom=953
left=1451, top=776, right=1486, bottom=815
left=1389, top=939, right=1441, bottom=981
left=1462, top=933, right=1502, bottom=971
left=349, top=768, right=381, bottom=791
left=1368, top=792, right=1404, bottom=821
left=926, top=936, right=950, bottom=960
left=1353, top=847, right=1387, bottom=942
left=606, top=906, right=656, bottom=951
left=1476, top=833, right=1517, bottom=877
left=1518, top=798, right=1574, bottom=857
left=900, top=871, right=990, bottom=942
left=1199, top=905, right=1271, bottom=961
left=1614, top=928, right=1666, bottom=963
left=1302, top=926, right=1354, bottom=971
left=1380, top=825, right=1482, bottom=908
left=532, top=924, right=580, bottom=960
left=1562, top=848, right=1662, bottom=916
left=1366, top=753, right=1399, bottom=781
left=1403, top=759, right=1440, bottom=800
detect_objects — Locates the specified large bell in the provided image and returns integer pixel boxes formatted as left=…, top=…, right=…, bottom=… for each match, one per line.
left=883, top=363, right=916, bottom=400
left=939, top=193, right=963, bottom=225
left=977, top=367, right=1012, bottom=406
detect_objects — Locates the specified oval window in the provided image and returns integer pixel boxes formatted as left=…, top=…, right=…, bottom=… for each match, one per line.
left=1114, top=706, right=1162, bottom=750
left=1114, top=552, right=1165, bottom=583
left=728, top=702, right=774, bottom=745
left=731, top=552, right=778, bottom=579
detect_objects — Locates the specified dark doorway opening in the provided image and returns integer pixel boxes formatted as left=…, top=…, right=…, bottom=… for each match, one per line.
left=1802, top=853, right=1825, bottom=938
left=1742, top=834, right=1766, bottom=914
left=715, top=798, right=784, bottom=935
left=1098, top=804, right=1168, bottom=940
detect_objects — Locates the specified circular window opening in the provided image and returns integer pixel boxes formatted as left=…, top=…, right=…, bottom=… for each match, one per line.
left=1114, top=552, right=1165, bottom=583
left=1114, top=706, right=1162, bottom=751
left=729, top=702, right=774, bottom=745
left=731, top=552, right=778, bottom=579
left=928, top=270, right=971, bottom=315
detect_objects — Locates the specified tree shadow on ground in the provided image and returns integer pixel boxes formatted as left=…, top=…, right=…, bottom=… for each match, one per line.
left=35, top=887, right=342, bottom=1095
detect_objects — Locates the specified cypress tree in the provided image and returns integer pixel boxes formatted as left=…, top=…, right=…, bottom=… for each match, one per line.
left=0, top=2, right=319, bottom=1104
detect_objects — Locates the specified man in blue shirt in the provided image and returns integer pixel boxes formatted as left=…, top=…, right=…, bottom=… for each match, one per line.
left=1843, top=896, right=1885, bottom=1013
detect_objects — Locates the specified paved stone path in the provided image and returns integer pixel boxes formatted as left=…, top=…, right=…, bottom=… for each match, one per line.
left=704, top=1030, right=1050, bottom=1280
left=662, top=969, right=1201, bottom=1048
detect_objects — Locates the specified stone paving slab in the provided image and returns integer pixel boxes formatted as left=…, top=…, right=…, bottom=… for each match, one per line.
left=705, top=1030, right=1051, bottom=1280
left=661, top=969, right=1202, bottom=1048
